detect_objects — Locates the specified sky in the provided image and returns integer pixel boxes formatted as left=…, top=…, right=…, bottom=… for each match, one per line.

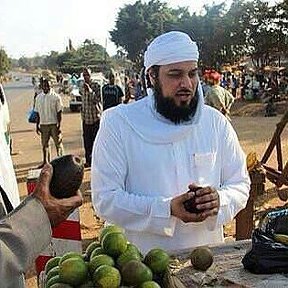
left=0, top=0, right=277, bottom=59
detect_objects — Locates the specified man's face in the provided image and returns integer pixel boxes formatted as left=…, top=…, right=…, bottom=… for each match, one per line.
left=151, top=61, right=199, bottom=124
left=157, top=60, right=198, bottom=107
left=109, top=75, right=115, bottom=85
left=83, top=70, right=90, bottom=84
left=42, top=81, right=50, bottom=94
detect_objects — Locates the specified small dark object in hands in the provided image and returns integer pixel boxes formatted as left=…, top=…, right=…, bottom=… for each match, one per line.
left=183, top=187, right=202, bottom=213
left=50, top=155, right=84, bottom=198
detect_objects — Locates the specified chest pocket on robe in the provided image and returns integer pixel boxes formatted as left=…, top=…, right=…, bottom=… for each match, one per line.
left=192, top=152, right=217, bottom=186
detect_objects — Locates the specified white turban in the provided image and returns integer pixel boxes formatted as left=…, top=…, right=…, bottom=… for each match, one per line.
left=144, top=31, right=199, bottom=72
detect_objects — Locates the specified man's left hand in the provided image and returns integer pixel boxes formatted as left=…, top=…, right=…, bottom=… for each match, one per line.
left=188, top=184, right=220, bottom=218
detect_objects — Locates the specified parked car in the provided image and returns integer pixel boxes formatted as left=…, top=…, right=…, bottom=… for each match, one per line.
left=69, top=85, right=82, bottom=112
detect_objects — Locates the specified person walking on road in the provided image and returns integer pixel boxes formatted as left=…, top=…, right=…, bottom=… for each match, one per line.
left=34, top=78, right=64, bottom=167
left=81, top=68, right=102, bottom=168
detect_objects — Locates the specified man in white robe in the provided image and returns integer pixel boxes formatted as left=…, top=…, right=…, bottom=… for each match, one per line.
left=91, top=31, right=250, bottom=253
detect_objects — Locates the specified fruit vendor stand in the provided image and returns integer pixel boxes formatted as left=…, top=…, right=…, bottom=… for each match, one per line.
left=39, top=238, right=288, bottom=288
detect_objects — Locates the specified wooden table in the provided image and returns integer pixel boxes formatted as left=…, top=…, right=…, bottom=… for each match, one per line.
left=169, top=240, right=288, bottom=287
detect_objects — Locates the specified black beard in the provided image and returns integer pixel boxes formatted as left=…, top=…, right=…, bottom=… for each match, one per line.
left=153, top=81, right=198, bottom=124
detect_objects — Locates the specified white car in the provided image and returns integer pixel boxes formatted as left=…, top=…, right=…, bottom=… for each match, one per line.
left=69, top=85, right=82, bottom=112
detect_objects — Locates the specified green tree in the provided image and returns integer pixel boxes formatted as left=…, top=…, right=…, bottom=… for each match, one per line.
left=44, top=51, right=59, bottom=70
left=111, top=0, right=287, bottom=70
left=268, top=0, right=288, bottom=66
left=0, top=48, right=11, bottom=76
left=110, top=0, right=179, bottom=67
left=18, top=56, right=32, bottom=70
left=54, top=39, right=110, bottom=74
left=193, top=2, right=228, bottom=68
left=225, top=0, right=288, bottom=69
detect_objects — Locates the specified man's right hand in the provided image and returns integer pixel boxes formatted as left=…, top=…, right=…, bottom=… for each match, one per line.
left=32, top=164, right=83, bottom=227
left=170, top=191, right=207, bottom=223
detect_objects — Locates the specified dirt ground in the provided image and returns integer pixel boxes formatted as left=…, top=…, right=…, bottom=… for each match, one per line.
left=11, top=96, right=286, bottom=287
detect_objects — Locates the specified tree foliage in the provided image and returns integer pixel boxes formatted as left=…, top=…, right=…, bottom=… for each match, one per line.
left=16, top=40, right=111, bottom=74
left=110, top=0, right=180, bottom=66
left=111, top=0, right=288, bottom=69
left=0, top=48, right=11, bottom=77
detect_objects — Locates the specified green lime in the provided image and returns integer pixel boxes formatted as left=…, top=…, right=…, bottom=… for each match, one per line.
left=46, top=266, right=59, bottom=283
left=102, top=232, right=127, bottom=258
left=85, top=241, right=101, bottom=258
left=121, top=260, right=153, bottom=286
left=93, top=265, right=121, bottom=288
left=59, top=257, right=88, bottom=286
left=99, top=224, right=124, bottom=242
left=144, top=248, right=170, bottom=274
left=139, top=281, right=161, bottom=288
left=89, top=254, right=115, bottom=274
left=59, top=251, right=83, bottom=265
left=45, top=257, right=61, bottom=274
left=90, top=247, right=106, bottom=260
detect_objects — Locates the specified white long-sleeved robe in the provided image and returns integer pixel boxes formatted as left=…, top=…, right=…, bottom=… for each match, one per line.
left=91, top=87, right=250, bottom=253
left=0, top=110, right=20, bottom=209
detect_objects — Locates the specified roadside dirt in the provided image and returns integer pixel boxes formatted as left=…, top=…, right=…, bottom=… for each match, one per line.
left=231, top=99, right=287, bottom=117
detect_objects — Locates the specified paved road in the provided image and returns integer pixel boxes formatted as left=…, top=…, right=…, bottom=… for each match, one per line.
left=3, top=75, right=84, bottom=197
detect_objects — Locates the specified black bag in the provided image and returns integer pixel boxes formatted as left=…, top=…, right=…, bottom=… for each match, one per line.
left=242, top=208, right=288, bottom=274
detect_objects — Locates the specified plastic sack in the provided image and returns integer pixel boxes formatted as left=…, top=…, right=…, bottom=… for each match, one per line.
left=28, top=109, right=38, bottom=123
left=242, top=208, right=288, bottom=274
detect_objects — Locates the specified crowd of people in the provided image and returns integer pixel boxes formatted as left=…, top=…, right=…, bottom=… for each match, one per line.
left=30, top=67, right=152, bottom=168
left=198, top=67, right=288, bottom=118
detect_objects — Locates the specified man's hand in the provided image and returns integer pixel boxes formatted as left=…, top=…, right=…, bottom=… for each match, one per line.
left=32, top=164, right=83, bottom=227
left=84, top=83, right=92, bottom=93
left=188, top=184, right=220, bottom=218
left=56, top=124, right=61, bottom=134
left=171, top=184, right=220, bottom=223
left=220, top=106, right=228, bottom=116
left=36, top=125, right=41, bottom=135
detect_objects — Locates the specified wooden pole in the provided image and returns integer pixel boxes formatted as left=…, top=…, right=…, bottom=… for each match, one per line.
left=235, top=170, right=265, bottom=240
left=276, top=138, right=283, bottom=171
left=261, top=111, right=288, bottom=164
